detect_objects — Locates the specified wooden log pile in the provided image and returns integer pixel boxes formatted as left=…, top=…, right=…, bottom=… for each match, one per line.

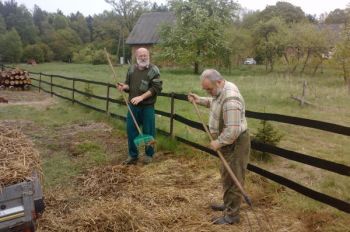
left=0, top=69, right=31, bottom=90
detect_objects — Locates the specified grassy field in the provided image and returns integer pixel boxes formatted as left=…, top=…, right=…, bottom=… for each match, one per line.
left=4, top=62, right=349, bottom=230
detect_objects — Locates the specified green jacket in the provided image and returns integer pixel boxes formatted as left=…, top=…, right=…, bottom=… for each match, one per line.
left=125, top=64, right=162, bottom=106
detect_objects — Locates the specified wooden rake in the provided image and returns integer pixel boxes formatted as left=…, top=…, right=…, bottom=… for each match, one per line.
left=191, top=100, right=277, bottom=231
left=191, top=100, right=252, bottom=207
left=104, top=49, right=155, bottom=147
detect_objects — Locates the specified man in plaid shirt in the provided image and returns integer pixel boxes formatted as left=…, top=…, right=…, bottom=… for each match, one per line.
left=188, top=69, right=250, bottom=225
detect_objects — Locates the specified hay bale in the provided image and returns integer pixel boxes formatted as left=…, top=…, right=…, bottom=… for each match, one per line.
left=0, top=125, right=41, bottom=187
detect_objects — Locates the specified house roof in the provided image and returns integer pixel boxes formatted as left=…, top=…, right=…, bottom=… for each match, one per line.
left=126, top=12, right=175, bottom=45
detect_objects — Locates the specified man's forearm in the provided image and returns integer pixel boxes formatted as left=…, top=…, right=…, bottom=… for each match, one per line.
left=198, top=97, right=211, bottom=108
left=140, top=90, right=152, bottom=100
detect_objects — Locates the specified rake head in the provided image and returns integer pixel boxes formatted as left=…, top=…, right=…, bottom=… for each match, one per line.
left=133, top=134, right=155, bottom=147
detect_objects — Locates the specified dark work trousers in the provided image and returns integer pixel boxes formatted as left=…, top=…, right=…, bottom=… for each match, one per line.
left=126, top=104, right=155, bottom=158
left=220, top=130, right=250, bottom=216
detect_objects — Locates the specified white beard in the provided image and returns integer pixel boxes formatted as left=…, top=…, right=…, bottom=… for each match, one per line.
left=137, top=58, right=149, bottom=69
left=215, top=87, right=223, bottom=97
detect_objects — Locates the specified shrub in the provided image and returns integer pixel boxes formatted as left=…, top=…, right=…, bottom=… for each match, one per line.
left=72, top=45, right=94, bottom=64
left=22, top=44, right=45, bottom=63
left=91, top=49, right=107, bottom=65
left=38, top=43, right=54, bottom=62
left=251, top=120, right=283, bottom=162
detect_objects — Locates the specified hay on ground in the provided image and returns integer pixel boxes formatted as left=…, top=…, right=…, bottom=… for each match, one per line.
left=0, top=125, right=41, bottom=187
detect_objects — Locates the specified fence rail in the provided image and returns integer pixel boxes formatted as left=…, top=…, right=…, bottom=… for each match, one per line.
left=2, top=64, right=349, bottom=214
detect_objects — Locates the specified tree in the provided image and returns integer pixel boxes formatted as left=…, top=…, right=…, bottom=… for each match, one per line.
left=69, top=12, right=91, bottom=43
left=239, top=9, right=261, bottom=29
left=332, top=8, right=350, bottom=93
left=259, top=1, right=307, bottom=24
left=325, top=9, right=347, bottom=24
left=0, top=28, right=23, bottom=62
left=38, top=42, right=54, bottom=62
left=105, top=0, right=149, bottom=32
left=282, top=23, right=332, bottom=75
left=151, top=2, right=169, bottom=12
left=91, top=11, right=122, bottom=55
left=48, top=28, right=82, bottom=62
left=22, top=44, right=45, bottom=63
left=158, top=0, right=239, bottom=74
left=254, top=17, right=287, bottom=72
left=33, top=5, right=48, bottom=35
left=52, top=13, right=68, bottom=30
left=223, top=26, right=254, bottom=67
left=1, top=1, right=38, bottom=44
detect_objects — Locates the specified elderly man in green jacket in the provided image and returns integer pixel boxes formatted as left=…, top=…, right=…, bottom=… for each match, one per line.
left=117, top=47, right=162, bottom=165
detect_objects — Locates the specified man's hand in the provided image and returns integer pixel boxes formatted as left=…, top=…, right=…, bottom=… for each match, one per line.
left=116, top=82, right=128, bottom=92
left=130, top=96, right=144, bottom=105
left=188, top=92, right=200, bottom=103
left=210, top=140, right=222, bottom=151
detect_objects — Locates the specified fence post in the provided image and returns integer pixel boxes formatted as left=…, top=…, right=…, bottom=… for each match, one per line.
left=170, top=92, right=175, bottom=138
left=39, top=73, right=42, bottom=92
left=72, top=80, right=75, bottom=104
left=50, top=75, right=53, bottom=97
left=1, top=64, right=4, bottom=71
left=106, top=85, right=110, bottom=114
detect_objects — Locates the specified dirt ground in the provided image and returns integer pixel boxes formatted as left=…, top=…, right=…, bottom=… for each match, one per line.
left=0, top=89, right=56, bottom=109
left=1, top=90, right=347, bottom=232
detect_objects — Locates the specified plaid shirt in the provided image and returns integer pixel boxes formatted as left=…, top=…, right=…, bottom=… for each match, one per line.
left=198, top=81, right=247, bottom=145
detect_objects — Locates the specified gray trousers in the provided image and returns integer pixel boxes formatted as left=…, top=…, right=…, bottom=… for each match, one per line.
left=220, top=130, right=250, bottom=216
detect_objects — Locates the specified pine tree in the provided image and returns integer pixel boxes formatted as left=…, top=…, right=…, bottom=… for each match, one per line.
left=252, top=120, right=283, bottom=162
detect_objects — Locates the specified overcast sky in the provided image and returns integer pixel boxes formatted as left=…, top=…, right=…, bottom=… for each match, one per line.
left=14, top=0, right=350, bottom=17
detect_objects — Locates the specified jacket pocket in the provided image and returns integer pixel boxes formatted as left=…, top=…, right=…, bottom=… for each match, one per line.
left=139, top=80, right=149, bottom=92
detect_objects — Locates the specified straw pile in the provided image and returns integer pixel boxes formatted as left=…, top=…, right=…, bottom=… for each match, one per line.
left=37, top=158, right=307, bottom=232
left=76, top=165, right=141, bottom=198
left=0, top=125, right=41, bottom=187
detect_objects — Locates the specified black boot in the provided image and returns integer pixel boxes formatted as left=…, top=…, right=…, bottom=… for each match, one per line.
left=212, top=215, right=240, bottom=225
left=210, top=204, right=226, bottom=211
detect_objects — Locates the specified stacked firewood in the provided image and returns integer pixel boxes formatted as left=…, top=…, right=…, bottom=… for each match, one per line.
left=0, top=69, right=31, bottom=90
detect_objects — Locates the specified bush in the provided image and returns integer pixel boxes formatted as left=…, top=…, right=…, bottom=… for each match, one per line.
left=22, top=44, right=45, bottom=63
left=72, top=45, right=94, bottom=64
left=251, top=120, right=283, bottom=162
left=91, top=49, right=107, bottom=65
left=38, top=43, right=54, bottom=62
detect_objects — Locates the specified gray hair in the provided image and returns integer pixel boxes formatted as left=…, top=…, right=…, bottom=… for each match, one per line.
left=200, top=69, right=223, bottom=82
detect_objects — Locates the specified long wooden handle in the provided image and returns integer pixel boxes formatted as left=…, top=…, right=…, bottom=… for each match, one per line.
left=191, top=100, right=252, bottom=206
left=104, top=48, right=142, bottom=135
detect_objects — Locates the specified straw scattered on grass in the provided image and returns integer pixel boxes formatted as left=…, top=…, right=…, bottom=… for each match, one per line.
left=0, top=125, right=41, bottom=187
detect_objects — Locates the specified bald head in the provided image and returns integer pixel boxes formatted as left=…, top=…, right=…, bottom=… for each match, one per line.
left=136, top=47, right=149, bottom=57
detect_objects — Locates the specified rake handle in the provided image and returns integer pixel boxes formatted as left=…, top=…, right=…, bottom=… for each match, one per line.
left=104, top=48, right=143, bottom=135
left=191, top=101, right=252, bottom=207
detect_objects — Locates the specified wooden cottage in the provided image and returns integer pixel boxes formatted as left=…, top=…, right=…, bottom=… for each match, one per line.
left=126, top=11, right=175, bottom=62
